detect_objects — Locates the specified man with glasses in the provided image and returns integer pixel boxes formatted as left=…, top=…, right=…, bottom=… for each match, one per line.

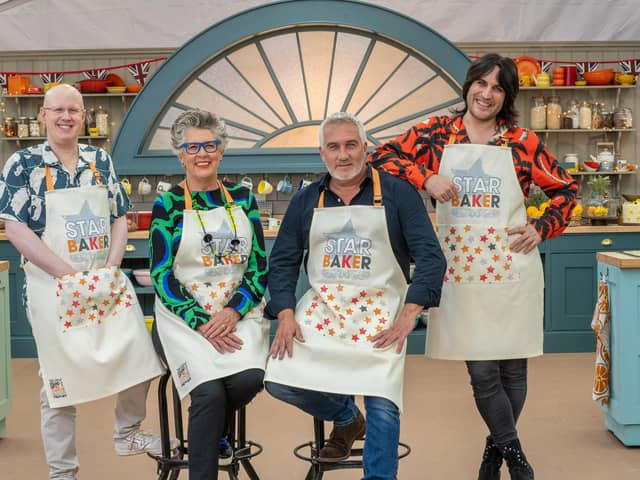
left=0, top=84, right=171, bottom=480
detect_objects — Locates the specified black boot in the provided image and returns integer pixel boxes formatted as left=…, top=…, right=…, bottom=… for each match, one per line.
left=498, top=439, right=534, bottom=480
left=478, top=436, right=502, bottom=480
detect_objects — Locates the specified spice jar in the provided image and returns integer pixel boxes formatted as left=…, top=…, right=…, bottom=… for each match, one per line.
left=579, top=101, right=592, bottom=129
left=591, top=102, right=603, bottom=129
left=530, top=95, right=546, bottom=130
left=3, top=116, right=16, bottom=137
left=28, top=116, right=40, bottom=137
left=546, top=95, right=562, bottom=130
left=17, top=116, right=29, bottom=138
left=95, top=105, right=109, bottom=136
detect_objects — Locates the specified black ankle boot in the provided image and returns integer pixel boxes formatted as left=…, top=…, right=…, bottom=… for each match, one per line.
left=498, top=439, right=534, bottom=480
left=478, top=436, right=502, bottom=480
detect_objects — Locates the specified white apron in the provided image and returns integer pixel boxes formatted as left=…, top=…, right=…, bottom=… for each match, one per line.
left=426, top=136, right=544, bottom=360
left=154, top=182, right=268, bottom=399
left=25, top=164, right=164, bottom=408
left=265, top=169, right=409, bottom=409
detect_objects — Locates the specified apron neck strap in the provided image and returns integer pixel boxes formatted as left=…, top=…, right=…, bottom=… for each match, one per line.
left=182, top=179, right=233, bottom=210
left=318, top=168, right=383, bottom=208
left=448, top=134, right=456, bottom=145
left=44, top=162, right=102, bottom=192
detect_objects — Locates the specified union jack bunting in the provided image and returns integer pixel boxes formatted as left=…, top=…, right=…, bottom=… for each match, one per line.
left=587, top=62, right=601, bottom=72
left=0, top=73, right=6, bottom=86
left=127, top=62, right=150, bottom=85
left=40, top=73, right=64, bottom=85
left=619, top=59, right=640, bottom=74
left=540, top=61, right=552, bottom=73
left=82, top=69, right=108, bottom=80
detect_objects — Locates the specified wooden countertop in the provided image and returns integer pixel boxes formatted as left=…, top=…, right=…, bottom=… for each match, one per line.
left=0, top=260, right=8, bottom=272
left=597, top=251, right=640, bottom=269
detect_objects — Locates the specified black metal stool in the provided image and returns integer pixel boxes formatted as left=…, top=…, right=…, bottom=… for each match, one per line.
left=149, top=371, right=262, bottom=480
left=294, top=417, right=410, bottom=480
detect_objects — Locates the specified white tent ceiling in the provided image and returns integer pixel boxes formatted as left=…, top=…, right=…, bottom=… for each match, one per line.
left=0, top=0, right=638, bottom=51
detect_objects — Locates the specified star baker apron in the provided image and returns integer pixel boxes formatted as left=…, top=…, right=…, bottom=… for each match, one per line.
left=426, top=136, right=544, bottom=360
left=154, top=182, right=268, bottom=399
left=24, top=164, right=164, bottom=408
left=265, top=169, right=409, bottom=409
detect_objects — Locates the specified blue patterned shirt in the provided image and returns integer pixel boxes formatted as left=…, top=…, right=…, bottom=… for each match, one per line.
left=0, top=141, right=130, bottom=235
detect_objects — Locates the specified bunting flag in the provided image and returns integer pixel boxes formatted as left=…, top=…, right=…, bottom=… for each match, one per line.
left=40, top=72, right=64, bottom=85
left=82, top=69, right=108, bottom=80
left=540, top=61, right=552, bottom=73
left=575, top=62, right=587, bottom=75
left=0, top=73, right=6, bottom=86
left=127, top=62, right=150, bottom=85
left=587, top=62, right=602, bottom=72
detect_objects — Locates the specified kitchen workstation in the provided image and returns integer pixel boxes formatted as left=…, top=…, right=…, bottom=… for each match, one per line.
left=1, top=2, right=640, bottom=480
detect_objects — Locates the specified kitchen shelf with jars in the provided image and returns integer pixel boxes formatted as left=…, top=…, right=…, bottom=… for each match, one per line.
left=0, top=91, right=138, bottom=156
left=517, top=82, right=637, bottom=223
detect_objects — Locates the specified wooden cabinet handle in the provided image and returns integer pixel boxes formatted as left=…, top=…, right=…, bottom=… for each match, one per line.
left=125, top=244, right=136, bottom=252
left=601, top=238, right=613, bottom=246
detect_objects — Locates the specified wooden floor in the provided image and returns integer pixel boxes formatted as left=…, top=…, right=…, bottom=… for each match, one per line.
left=1, top=354, right=639, bottom=479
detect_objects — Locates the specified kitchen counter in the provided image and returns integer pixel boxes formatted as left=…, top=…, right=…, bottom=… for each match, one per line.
left=596, top=251, right=640, bottom=268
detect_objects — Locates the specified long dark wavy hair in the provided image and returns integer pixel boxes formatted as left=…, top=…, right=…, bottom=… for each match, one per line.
left=454, top=53, right=520, bottom=128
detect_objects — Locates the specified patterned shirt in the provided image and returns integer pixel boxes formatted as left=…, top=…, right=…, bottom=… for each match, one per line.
left=369, top=115, right=578, bottom=240
left=150, top=183, right=268, bottom=329
left=0, top=141, right=130, bottom=233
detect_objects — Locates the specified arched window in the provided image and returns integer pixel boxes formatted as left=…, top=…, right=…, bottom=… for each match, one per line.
left=112, top=0, right=469, bottom=174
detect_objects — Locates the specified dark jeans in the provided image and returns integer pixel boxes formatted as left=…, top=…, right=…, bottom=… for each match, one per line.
left=188, top=370, right=264, bottom=480
left=465, top=359, right=528, bottom=445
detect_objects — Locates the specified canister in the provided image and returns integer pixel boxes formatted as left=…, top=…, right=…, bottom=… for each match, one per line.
left=3, top=117, right=16, bottom=137
left=17, top=116, right=29, bottom=138
left=28, top=116, right=40, bottom=137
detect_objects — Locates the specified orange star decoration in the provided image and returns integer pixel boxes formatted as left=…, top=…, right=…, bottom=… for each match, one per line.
left=373, top=308, right=382, bottom=315
left=464, top=225, right=471, bottom=232
left=462, top=245, right=469, bottom=253
left=305, top=309, right=312, bottom=316
left=218, top=281, right=226, bottom=288
left=336, top=284, right=344, bottom=292
left=327, top=294, right=335, bottom=301
left=475, top=246, right=482, bottom=254
left=346, top=308, right=353, bottom=315
left=495, top=274, right=502, bottom=281
left=79, top=278, right=86, bottom=286
left=191, top=283, right=199, bottom=291
left=328, top=328, right=335, bottom=336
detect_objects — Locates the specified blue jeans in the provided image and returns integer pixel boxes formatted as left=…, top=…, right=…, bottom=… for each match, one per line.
left=265, top=382, right=399, bottom=480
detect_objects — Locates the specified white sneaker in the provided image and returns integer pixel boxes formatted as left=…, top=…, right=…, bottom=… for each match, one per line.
left=114, top=429, right=179, bottom=456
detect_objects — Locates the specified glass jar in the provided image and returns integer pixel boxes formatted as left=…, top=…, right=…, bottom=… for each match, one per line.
left=28, top=116, right=40, bottom=137
left=613, top=107, right=633, bottom=129
left=530, top=95, right=546, bottom=130
left=578, top=101, right=592, bottom=129
left=567, top=99, right=579, bottom=129
left=591, top=102, right=603, bottom=129
left=546, top=95, right=562, bottom=130
left=17, top=116, right=29, bottom=138
left=95, top=105, right=109, bottom=136
left=3, top=116, right=16, bottom=137
left=85, top=107, right=97, bottom=136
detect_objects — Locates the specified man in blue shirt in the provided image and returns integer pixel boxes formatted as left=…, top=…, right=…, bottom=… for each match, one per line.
left=264, top=112, right=446, bottom=480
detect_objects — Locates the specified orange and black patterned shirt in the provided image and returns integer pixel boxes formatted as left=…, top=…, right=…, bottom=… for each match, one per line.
left=368, top=115, right=578, bottom=241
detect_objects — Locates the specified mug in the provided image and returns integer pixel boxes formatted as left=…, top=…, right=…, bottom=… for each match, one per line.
left=519, top=75, right=531, bottom=87
left=298, top=178, right=312, bottom=191
left=257, top=179, right=274, bottom=195
left=156, top=180, right=172, bottom=193
left=240, top=176, right=253, bottom=191
left=120, top=178, right=132, bottom=195
left=564, top=66, right=577, bottom=86
left=277, top=176, right=294, bottom=194
left=268, top=217, right=281, bottom=231
left=138, top=177, right=152, bottom=195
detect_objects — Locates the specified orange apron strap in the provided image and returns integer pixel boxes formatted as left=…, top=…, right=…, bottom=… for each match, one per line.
left=87, top=162, right=103, bottom=185
left=181, top=180, right=234, bottom=211
left=44, top=165, right=54, bottom=192
left=317, top=190, right=325, bottom=209
left=448, top=134, right=456, bottom=145
left=499, top=136, right=510, bottom=148
left=371, top=167, right=383, bottom=207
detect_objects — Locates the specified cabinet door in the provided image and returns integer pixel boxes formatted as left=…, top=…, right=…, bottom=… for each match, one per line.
left=0, top=269, right=11, bottom=437
left=545, top=252, right=597, bottom=352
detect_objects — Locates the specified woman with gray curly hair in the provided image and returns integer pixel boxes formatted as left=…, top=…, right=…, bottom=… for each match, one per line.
left=150, top=109, right=268, bottom=479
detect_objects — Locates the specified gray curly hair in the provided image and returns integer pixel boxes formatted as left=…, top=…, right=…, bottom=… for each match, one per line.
left=319, top=112, right=366, bottom=146
left=170, top=109, right=229, bottom=154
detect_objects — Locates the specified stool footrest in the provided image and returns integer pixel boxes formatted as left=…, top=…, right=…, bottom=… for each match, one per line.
left=293, top=440, right=411, bottom=466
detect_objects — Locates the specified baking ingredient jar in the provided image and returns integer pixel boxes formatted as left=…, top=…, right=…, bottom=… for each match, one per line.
left=530, top=96, right=546, bottom=130
left=3, top=117, right=16, bottom=137
left=567, top=99, right=579, bottom=128
left=546, top=95, right=562, bottom=129
left=579, top=101, right=592, bottom=129
left=613, top=107, right=633, bottom=129
left=591, top=102, right=603, bottom=129
left=96, top=105, right=109, bottom=136
left=17, top=116, right=29, bottom=138
left=28, top=116, right=40, bottom=137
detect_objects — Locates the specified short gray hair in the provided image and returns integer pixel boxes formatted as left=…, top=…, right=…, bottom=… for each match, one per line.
left=319, top=112, right=366, bottom=146
left=170, top=109, right=229, bottom=154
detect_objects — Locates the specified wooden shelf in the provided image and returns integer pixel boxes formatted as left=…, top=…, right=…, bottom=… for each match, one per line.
left=533, top=128, right=635, bottom=133
left=520, top=85, right=636, bottom=91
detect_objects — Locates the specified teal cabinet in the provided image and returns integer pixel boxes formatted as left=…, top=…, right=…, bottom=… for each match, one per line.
left=0, top=263, right=12, bottom=436
left=543, top=232, right=640, bottom=352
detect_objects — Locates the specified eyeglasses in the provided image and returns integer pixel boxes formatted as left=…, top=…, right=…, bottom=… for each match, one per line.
left=179, top=139, right=221, bottom=155
left=195, top=207, right=242, bottom=262
left=43, top=107, right=85, bottom=117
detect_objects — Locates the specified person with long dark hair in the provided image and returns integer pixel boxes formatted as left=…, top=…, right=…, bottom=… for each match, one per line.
left=369, top=53, right=578, bottom=479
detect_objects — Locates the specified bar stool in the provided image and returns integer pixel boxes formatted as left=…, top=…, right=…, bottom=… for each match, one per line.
left=149, top=371, right=262, bottom=480
left=293, top=417, right=410, bottom=479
